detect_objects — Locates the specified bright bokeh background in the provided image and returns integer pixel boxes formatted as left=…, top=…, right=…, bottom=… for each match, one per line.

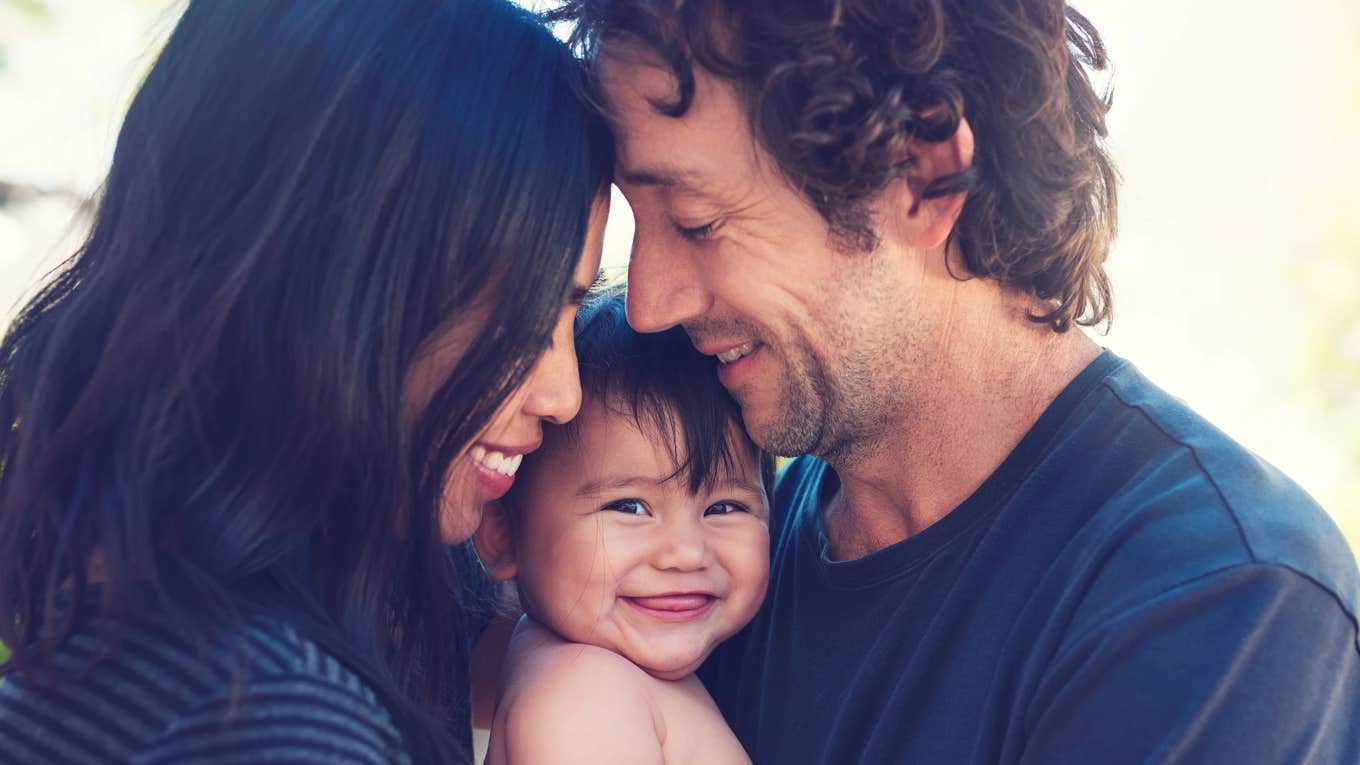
left=1, top=0, right=1357, bottom=552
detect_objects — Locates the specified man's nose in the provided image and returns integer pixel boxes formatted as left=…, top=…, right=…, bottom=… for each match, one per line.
left=625, top=230, right=712, bottom=334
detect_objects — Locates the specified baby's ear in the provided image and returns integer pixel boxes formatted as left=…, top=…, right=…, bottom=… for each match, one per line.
left=472, top=502, right=518, bottom=582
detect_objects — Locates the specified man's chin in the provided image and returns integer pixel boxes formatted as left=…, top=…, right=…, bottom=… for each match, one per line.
left=748, top=395, right=833, bottom=456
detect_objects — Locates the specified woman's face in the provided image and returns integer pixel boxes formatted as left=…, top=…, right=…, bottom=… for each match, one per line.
left=408, top=195, right=609, bottom=543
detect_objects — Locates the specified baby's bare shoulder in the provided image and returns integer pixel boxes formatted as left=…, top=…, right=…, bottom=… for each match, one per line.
left=493, top=640, right=665, bottom=764
left=511, top=639, right=655, bottom=700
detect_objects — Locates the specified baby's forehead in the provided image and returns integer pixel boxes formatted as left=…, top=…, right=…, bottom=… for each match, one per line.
left=544, top=391, right=761, bottom=481
left=593, top=389, right=750, bottom=447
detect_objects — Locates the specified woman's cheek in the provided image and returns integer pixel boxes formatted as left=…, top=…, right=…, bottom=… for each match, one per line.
left=438, top=461, right=481, bottom=543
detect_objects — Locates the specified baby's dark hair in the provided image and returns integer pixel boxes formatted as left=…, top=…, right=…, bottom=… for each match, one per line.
left=569, top=286, right=775, bottom=497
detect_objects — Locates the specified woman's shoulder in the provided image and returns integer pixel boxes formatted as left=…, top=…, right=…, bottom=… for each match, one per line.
left=0, top=609, right=410, bottom=765
left=142, top=617, right=412, bottom=765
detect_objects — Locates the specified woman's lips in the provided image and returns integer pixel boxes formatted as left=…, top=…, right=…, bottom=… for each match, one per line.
left=469, top=443, right=532, bottom=501
left=472, top=460, right=516, bottom=499
left=625, top=594, right=716, bottom=622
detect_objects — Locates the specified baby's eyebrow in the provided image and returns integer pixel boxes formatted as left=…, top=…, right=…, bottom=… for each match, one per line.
left=710, top=478, right=766, bottom=499
left=575, top=474, right=656, bottom=497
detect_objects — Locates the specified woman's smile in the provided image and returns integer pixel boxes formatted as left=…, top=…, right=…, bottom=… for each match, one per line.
left=469, top=443, right=535, bottom=500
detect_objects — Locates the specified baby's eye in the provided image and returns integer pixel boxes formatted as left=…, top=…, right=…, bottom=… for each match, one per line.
left=603, top=498, right=649, bottom=516
left=704, top=501, right=748, bottom=517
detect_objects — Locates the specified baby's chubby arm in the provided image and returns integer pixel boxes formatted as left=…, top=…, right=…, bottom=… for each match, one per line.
left=487, top=641, right=666, bottom=765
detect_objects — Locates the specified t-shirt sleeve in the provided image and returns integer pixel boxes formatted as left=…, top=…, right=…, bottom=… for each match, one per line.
left=134, top=673, right=410, bottom=765
left=1021, top=563, right=1360, bottom=764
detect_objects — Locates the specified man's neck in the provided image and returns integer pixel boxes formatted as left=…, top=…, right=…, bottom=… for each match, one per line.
left=821, top=290, right=1101, bottom=561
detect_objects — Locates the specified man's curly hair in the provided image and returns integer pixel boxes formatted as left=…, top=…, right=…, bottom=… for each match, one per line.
left=549, top=0, right=1118, bottom=332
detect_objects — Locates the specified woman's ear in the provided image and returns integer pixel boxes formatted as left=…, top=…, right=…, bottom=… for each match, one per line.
left=472, top=502, right=518, bottom=582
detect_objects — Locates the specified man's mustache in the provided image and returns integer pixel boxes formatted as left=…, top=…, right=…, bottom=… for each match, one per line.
left=683, top=319, right=768, bottom=349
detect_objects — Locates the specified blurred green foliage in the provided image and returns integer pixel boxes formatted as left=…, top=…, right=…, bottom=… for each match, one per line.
left=1294, top=74, right=1360, bottom=552
left=1299, top=224, right=1360, bottom=550
left=0, top=0, right=50, bottom=104
left=7, top=0, right=50, bottom=19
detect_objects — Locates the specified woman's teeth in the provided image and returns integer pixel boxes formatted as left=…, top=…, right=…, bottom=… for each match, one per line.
left=470, top=445, right=522, bottom=477
left=717, top=341, right=758, bottom=364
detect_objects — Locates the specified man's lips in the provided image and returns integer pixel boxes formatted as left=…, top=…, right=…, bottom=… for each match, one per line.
left=693, top=339, right=762, bottom=363
left=625, top=594, right=717, bottom=622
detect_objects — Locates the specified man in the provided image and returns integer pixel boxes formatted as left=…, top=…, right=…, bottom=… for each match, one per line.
left=553, top=0, right=1360, bottom=762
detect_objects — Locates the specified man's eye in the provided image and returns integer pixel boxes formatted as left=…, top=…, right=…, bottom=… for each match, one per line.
left=704, top=501, right=748, bottom=517
left=603, top=499, right=649, bottom=516
left=672, top=219, right=717, bottom=242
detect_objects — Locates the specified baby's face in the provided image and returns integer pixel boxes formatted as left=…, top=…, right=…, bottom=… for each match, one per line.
left=510, top=397, right=769, bottom=680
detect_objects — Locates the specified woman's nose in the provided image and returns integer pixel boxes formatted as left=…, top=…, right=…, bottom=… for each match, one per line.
left=521, top=335, right=582, bottom=426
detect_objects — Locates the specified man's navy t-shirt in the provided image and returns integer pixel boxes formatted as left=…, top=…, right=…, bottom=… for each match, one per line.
left=699, top=350, right=1360, bottom=763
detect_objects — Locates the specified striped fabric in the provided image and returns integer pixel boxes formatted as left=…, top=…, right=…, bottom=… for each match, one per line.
left=0, top=611, right=412, bottom=764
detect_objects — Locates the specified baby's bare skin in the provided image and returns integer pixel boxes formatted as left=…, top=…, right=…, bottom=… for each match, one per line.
left=484, top=618, right=751, bottom=765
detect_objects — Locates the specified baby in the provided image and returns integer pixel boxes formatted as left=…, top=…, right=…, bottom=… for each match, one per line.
left=473, top=287, right=773, bottom=764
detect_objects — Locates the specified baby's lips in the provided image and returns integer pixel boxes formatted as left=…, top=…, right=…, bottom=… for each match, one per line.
left=629, top=594, right=714, bottom=611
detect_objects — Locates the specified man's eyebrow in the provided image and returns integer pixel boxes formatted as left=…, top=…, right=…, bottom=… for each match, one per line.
left=617, top=164, right=705, bottom=190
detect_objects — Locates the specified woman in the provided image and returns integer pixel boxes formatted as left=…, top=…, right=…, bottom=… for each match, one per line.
left=0, top=0, right=610, bottom=762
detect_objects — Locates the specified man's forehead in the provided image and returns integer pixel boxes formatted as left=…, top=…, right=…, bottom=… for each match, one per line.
left=598, top=49, right=759, bottom=195
left=595, top=41, right=681, bottom=112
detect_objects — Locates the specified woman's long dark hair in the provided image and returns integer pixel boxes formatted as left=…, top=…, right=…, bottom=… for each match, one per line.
left=0, top=0, right=611, bottom=760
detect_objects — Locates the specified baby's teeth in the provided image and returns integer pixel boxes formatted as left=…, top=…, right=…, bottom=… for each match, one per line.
left=484, top=451, right=504, bottom=470
left=471, top=445, right=486, bottom=461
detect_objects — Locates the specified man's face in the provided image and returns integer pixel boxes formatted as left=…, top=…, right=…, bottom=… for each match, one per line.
left=601, top=48, right=929, bottom=461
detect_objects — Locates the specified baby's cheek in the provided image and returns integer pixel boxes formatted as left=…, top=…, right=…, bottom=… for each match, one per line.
left=538, top=523, right=615, bottom=629
left=729, top=527, right=771, bottom=616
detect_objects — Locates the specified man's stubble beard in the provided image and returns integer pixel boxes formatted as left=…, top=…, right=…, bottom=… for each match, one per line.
left=748, top=331, right=900, bottom=469
left=745, top=340, right=831, bottom=458
left=746, top=266, right=914, bottom=467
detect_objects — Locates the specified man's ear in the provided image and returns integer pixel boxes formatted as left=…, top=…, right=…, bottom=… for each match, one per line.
left=893, top=115, right=975, bottom=250
left=472, top=502, right=518, bottom=582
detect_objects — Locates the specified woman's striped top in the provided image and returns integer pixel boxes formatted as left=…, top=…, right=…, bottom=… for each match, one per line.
left=0, top=607, right=413, bottom=765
